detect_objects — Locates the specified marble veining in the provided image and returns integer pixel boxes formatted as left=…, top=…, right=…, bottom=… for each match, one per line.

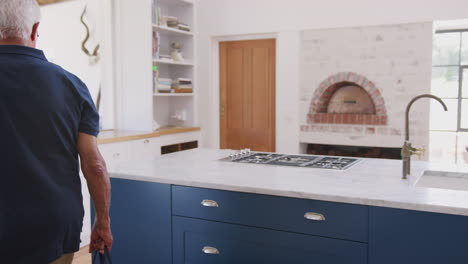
left=107, top=148, right=468, bottom=216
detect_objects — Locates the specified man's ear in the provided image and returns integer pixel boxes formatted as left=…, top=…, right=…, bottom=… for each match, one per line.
left=31, top=22, right=40, bottom=42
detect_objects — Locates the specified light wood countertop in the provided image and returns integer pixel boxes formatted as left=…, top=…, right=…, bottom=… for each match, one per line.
left=97, top=127, right=200, bottom=144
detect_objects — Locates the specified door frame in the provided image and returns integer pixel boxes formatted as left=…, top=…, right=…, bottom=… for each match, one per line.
left=211, top=33, right=278, bottom=149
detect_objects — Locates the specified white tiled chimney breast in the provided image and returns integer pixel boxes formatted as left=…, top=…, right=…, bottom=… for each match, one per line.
left=300, top=22, right=433, bottom=150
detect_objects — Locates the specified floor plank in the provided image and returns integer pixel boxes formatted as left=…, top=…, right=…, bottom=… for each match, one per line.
left=73, top=246, right=91, bottom=264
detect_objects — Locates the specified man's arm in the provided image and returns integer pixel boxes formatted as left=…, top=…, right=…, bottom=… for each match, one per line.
left=77, top=132, right=113, bottom=253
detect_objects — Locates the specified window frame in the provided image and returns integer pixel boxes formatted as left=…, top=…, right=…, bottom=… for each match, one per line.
left=433, top=29, right=468, bottom=132
left=460, top=66, right=468, bottom=131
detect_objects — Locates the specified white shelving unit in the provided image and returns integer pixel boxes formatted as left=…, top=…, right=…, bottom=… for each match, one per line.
left=152, top=0, right=196, bottom=129
left=113, top=0, right=198, bottom=133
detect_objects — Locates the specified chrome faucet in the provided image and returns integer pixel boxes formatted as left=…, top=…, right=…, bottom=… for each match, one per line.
left=402, top=94, right=448, bottom=179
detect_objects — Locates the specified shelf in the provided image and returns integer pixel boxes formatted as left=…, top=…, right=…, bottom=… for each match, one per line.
left=154, top=93, right=194, bottom=97
left=153, top=59, right=193, bottom=66
left=157, top=0, right=194, bottom=6
left=153, top=24, right=193, bottom=36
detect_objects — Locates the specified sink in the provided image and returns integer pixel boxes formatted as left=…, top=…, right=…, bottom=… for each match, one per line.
left=416, top=170, right=468, bottom=192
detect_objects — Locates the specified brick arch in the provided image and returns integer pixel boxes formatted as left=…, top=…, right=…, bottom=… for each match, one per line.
left=307, top=72, right=388, bottom=125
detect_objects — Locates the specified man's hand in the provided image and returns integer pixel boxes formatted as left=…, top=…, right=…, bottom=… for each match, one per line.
left=77, top=132, right=113, bottom=254
left=89, top=217, right=113, bottom=254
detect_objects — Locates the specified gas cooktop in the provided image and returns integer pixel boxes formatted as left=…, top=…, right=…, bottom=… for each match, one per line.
left=223, top=150, right=360, bottom=170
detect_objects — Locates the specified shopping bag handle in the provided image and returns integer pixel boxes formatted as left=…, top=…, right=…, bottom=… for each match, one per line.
left=92, top=246, right=113, bottom=264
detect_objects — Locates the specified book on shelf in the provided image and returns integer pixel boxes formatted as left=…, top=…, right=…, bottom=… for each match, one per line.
left=158, top=77, right=172, bottom=82
left=178, top=23, right=191, bottom=32
left=159, top=54, right=172, bottom=60
left=152, top=66, right=159, bottom=93
left=158, top=84, right=172, bottom=89
left=152, top=31, right=160, bottom=59
left=172, top=85, right=192, bottom=89
left=174, top=88, right=193, bottom=93
left=174, top=78, right=192, bottom=84
left=152, top=1, right=161, bottom=25
left=157, top=90, right=173, bottom=94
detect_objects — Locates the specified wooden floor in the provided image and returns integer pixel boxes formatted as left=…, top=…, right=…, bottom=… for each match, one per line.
left=72, top=246, right=91, bottom=264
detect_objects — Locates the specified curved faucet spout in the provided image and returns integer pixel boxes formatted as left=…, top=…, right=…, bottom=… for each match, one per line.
left=405, top=94, right=448, bottom=141
left=402, top=94, right=448, bottom=179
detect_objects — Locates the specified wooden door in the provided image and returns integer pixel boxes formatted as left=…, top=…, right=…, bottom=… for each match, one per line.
left=220, top=39, right=276, bottom=152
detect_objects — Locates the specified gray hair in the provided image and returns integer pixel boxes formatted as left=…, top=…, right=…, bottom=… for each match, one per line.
left=0, top=0, right=41, bottom=40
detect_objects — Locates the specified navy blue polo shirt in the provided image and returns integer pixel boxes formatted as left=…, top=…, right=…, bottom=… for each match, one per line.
left=0, top=45, right=99, bottom=263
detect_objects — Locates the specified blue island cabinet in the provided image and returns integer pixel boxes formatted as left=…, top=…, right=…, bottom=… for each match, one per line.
left=172, top=186, right=368, bottom=264
left=92, top=178, right=172, bottom=264
left=172, top=216, right=368, bottom=264
left=369, top=207, right=468, bottom=264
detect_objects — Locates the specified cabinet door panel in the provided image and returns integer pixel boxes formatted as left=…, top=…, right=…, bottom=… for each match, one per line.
left=369, top=206, right=468, bottom=264
left=92, top=178, right=171, bottom=264
left=173, top=216, right=367, bottom=264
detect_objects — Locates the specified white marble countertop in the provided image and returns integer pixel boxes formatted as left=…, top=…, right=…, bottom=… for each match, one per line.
left=108, top=148, right=468, bottom=216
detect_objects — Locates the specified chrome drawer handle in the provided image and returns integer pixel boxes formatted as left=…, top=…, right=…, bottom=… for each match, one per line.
left=201, top=200, right=219, bottom=207
left=304, top=212, right=326, bottom=221
left=202, top=246, right=220, bottom=255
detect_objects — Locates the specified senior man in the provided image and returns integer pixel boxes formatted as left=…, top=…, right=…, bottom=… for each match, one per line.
left=0, top=0, right=113, bottom=263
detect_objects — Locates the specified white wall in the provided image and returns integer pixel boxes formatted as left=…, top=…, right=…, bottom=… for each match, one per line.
left=196, top=0, right=468, bottom=152
left=38, top=0, right=114, bottom=247
left=38, top=0, right=114, bottom=129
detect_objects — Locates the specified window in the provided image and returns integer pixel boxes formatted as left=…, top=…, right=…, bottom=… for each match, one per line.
left=432, top=30, right=468, bottom=131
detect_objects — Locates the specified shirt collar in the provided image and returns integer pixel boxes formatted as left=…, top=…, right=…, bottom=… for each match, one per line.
left=0, top=45, right=48, bottom=61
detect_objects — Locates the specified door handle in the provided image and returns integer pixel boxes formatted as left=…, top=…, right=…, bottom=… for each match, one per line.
left=202, top=246, right=220, bottom=255
left=220, top=102, right=225, bottom=117
left=201, top=200, right=219, bottom=207
left=304, top=212, right=326, bottom=221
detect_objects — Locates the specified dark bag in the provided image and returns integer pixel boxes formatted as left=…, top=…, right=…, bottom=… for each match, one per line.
left=92, top=247, right=113, bottom=264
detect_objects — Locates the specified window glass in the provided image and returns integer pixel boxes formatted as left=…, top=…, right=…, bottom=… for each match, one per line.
left=433, top=32, right=460, bottom=65
left=462, top=32, right=468, bottom=65
left=461, top=99, right=468, bottom=130
left=429, top=99, right=458, bottom=131
left=432, top=67, right=460, bottom=98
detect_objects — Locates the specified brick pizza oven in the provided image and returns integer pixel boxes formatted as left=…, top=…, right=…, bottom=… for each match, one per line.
left=307, top=72, right=388, bottom=126
left=300, top=23, right=432, bottom=154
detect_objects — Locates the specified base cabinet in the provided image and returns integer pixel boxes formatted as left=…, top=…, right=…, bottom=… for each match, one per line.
left=369, top=207, right=468, bottom=264
left=92, top=178, right=172, bottom=264
left=173, top=216, right=368, bottom=264
left=103, top=182, right=468, bottom=263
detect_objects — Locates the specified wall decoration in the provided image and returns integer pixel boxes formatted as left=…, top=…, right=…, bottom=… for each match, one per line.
left=80, top=5, right=100, bottom=66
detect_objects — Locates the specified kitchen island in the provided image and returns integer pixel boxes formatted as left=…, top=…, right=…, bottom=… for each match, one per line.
left=102, top=148, right=468, bottom=264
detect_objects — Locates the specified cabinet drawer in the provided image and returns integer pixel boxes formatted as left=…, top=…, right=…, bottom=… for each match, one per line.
left=129, top=137, right=161, bottom=159
left=98, top=142, right=130, bottom=163
left=172, top=186, right=368, bottom=242
left=173, top=216, right=367, bottom=264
